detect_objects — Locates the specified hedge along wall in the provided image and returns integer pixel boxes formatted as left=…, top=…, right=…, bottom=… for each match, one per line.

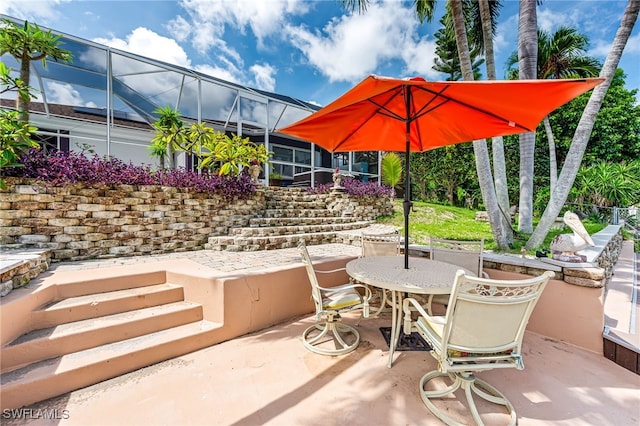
left=0, top=179, right=265, bottom=261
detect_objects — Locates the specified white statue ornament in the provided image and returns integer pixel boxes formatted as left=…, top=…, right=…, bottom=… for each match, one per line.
left=549, top=211, right=595, bottom=262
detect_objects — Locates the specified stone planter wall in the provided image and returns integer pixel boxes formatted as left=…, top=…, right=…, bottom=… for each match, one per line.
left=0, top=179, right=265, bottom=261
left=323, top=191, right=394, bottom=220
left=0, top=181, right=393, bottom=265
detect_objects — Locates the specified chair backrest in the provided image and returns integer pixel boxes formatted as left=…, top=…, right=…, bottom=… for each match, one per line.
left=430, top=237, right=484, bottom=277
left=361, top=232, right=400, bottom=257
left=441, top=270, right=553, bottom=367
left=298, top=240, right=323, bottom=312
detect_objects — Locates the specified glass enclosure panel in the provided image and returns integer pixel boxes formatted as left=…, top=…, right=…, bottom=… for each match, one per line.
left=295, top=149, right=311, bottom=165
left=273, top=145, right=293, bottom=162
left=200, top=80, right=238, bottom=123
left=240, top=96, right=267, bottom=127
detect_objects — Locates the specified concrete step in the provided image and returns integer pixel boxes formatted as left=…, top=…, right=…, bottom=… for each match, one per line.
left=1, top=300, right=204, bottom=373
left=206, top=227, right=369, bottom=252
left=265, top=200, right=326, bottom=209
left=249, top=216, right=359, bottom=227
left=228, top=221, right=370, bottom=238
left=262, top=209, right=338, bottom=218
left=0, top=320, right=221, bottom=409
left=31, top=283, right=185, bottom=329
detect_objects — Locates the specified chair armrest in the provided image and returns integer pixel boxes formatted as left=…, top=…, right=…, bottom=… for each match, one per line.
left=315, top=267, right=347, bottom=275
left=318, top=282, right=372, bottom=300
left=403, top=297, right=433, bottom=334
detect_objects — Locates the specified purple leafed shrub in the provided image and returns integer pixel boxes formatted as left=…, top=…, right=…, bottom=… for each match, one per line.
left=307, top=176, right=393, bottom=197
left=8, top=149, right=256, bottom=198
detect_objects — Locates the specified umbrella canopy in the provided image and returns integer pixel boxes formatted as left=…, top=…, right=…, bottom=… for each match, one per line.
left=278, top=75, right=603, bottom=268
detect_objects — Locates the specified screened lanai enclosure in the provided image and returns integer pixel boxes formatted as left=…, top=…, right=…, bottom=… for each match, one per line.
left=0, top=15, right=381, bottom=186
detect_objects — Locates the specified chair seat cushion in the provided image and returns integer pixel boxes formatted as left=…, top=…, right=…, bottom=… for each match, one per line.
left=415, top=316, right=513, bottom=359
left=323, top=289, right=362, bottom=310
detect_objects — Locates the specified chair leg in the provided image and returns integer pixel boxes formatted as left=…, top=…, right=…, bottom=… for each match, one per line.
left=356, top=288, right=389, bottom=326
left=302, top=321, right=360, bottom=356
left=419, top=371, right=517, bottom=426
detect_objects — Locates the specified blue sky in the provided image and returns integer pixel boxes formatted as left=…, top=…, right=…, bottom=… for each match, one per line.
left=2, top=0, right=639, bottom=108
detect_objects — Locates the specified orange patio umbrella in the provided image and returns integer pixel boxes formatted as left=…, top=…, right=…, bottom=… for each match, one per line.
left=277, top=75, right=603, bottom=268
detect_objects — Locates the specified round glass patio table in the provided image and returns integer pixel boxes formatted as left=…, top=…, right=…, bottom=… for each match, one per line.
left=346, top=256, right=473, bottom=368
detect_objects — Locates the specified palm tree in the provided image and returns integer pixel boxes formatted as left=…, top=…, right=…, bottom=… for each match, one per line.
left=341, top=0, right=512, bottom=249
left=0, top=18, right=72, bottom=122
left=476, top=0, right=513, bottom=244
left=527, top=0, right=640, bottom=249
left=506, top=27, right=601, bottom=193
left=515, top=0, right=538, bottom=234
left=433, top=15, right=484, bottom=81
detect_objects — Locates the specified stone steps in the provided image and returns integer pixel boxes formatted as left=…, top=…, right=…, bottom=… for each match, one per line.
left=249, top=217, right=360, bottom=227
left=0, top=275, right=222, bottom=409
left=206, top=230, right=360, bottom=252
left=207, top=187, right=374, bottom=251
left=228, top=220, right=372, bottom=237
left=262, top=208, right=338, bottom=218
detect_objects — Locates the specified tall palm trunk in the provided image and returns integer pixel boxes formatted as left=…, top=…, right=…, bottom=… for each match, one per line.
left=544, top=116, right=558, bottom=192
left=527, top=0, right=640, bottom=249
left=450, top=0, right=509, bottom=249
left=516, top=0, right=538, bottom=234
left=479, top=0, right=513, bottom=244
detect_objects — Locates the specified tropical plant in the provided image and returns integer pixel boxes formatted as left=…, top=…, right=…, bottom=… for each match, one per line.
left=0, top=61, right=39, bottom=189
left=0, top=18, right=72, bottom=122
left=380, top=152, right=402, bottom=194
left=527, top=1, right=640, bottom=249
left=572, top=161, right=640, bottom=208
left=198, top=132, right=271, bottom=176
left=506, top=26, right=601, bottom=193
left=149, top=105, right=186, bottom=169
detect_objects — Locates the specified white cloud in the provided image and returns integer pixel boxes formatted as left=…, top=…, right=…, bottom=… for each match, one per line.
left=284, top=2, right=437, bottom=82
left=0, top=0, right=67, bottom=21
left=625, top=32, right=640, bottom=54
left=165, top=15, right=191, bottom=43
left=45, top=81, right=86, bottom=106
left=250, top=63, right=277, bottom=92
left=176, top=0, right=308, bottom=50
left=93, top=27, right=191, bottom=68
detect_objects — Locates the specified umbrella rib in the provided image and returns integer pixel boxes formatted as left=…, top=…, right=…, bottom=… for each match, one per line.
left=332, top=88, right=406, bottom=151
left=412, top=85, right=534, bottom=132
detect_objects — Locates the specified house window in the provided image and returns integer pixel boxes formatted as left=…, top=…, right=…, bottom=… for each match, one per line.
left=270, top=144, right=312, bottom=179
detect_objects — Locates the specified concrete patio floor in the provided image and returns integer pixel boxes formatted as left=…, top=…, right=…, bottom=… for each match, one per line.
left=4, top=310, right=639, bottom=426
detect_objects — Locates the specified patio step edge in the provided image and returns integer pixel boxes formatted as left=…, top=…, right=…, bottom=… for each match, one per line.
left=0, top=320, right=221, bottom=410
left=1, top=300, right=204, bottom=373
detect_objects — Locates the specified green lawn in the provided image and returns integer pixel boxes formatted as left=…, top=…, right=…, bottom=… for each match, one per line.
left=376, top=200, right=606, bottom=254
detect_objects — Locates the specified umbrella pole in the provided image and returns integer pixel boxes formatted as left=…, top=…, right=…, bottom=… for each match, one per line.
left=403, top=145, right=411, bottom=269
left=403, top=86, right=412, bottom=269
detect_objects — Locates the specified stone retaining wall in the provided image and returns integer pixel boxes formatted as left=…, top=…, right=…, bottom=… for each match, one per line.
left=0, top=179, right=266, bottom=261
left=0, top=180, right=392, bottom=263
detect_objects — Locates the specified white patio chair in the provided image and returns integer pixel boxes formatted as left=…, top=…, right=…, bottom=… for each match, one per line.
left=298, top=239, right=372, bottom=356
left=360, top=232, right=400, bottom=316
left=403, top=270, right=553, bottom=426
left=426, top=237, right=488, bottom=315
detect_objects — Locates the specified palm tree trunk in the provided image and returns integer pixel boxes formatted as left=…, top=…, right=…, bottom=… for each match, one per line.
left=516, top=0, right=538, bottom=234
left=544, top=116, right=558, bottom=192
left=526, top=0, right=640, bottom=249
left=450, top=0, right=509, bottom=248
left=479, top=0, right=513, bottom=244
